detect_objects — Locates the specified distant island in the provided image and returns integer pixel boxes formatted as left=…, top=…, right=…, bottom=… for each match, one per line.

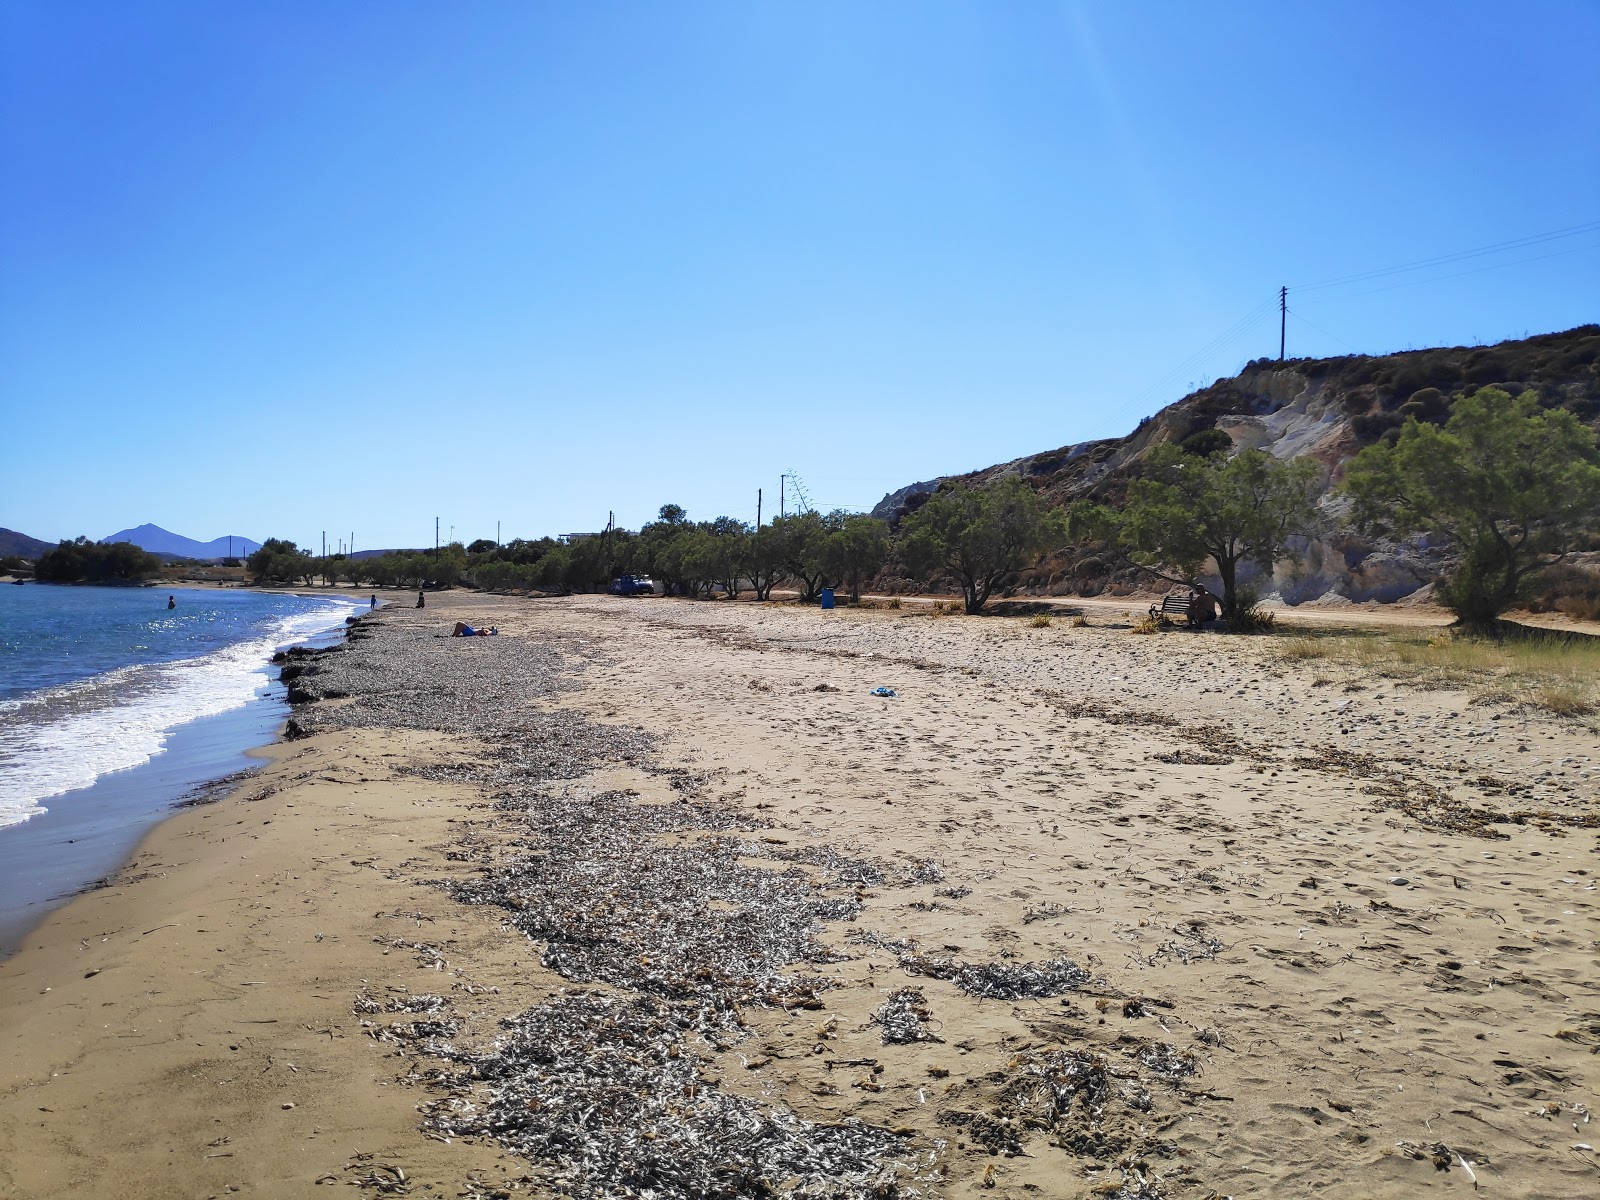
left=33, top=537, right=163, bottom=584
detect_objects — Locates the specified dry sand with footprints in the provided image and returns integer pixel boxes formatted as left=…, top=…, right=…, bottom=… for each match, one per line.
left=1, top=592, right=1595, bottom=1200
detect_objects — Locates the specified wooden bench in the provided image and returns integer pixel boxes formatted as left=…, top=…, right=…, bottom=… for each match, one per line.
left=1150, top=593, right=1197, bottom=626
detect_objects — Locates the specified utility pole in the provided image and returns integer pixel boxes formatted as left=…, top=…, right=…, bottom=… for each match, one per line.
left=435, top=517, right=439, bottom=557
left=322, top=531, right=326, bottom=558
left=756, top=488, right=762, bottom=527
left=496, top=520, right=500, bottom=547
left=1279, top=285, right=1288, bottom=360
left=780, top=475, right=785, bottom=519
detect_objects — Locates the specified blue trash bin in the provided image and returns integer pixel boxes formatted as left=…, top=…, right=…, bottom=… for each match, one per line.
left=819, top=587, right=835, bottom=610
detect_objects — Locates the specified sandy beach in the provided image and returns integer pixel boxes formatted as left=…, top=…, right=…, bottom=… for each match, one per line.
left=1, top=593, right=1595, bottom=1199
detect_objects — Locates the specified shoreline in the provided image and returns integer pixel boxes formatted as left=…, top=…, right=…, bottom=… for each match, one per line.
left=0, top=592, right=364, bottom=957
left=2, top=593, right=1594, bottom=1198
left=0, top=698, right=283, bottom=958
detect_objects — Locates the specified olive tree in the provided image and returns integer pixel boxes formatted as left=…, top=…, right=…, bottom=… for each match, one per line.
left=1342, top=387, right=1600, bottom=627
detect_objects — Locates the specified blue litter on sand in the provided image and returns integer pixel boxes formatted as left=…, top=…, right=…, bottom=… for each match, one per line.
left=871, top=687, right=897, bottom=697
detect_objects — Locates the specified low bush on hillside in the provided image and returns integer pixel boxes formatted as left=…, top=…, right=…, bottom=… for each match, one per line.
left=1525, top=563, right=1600, bottom=621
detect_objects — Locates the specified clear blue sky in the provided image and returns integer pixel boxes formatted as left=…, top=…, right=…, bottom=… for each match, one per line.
left=3, top=1, right=1596, bottom=549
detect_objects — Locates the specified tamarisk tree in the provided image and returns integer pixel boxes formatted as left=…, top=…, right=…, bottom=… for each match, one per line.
left=1119, top=444, right=1322, bottom=622
left=1342, top=387, right=1600, bottom=627
left=899, top=476, right=1065, bottom=614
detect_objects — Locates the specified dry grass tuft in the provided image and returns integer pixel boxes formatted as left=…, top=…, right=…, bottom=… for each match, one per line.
left=1288, top=628, right=1600, bottom=717
left=886, top=597, right=902, bottom=610
left=1071, top=615, right=1090, bottom=628
left=1528, top=686, right=1595, bottom=717
left=1029, top=614, right=1053, bottom=628
left=1130, top=614, right=1164, bottom=635
left=1279, top=637, right=1328, bottom=661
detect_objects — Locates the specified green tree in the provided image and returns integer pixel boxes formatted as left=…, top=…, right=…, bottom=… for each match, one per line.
left=562, top=535, right=612, bottom=592
left=770, top=511, right=837, bottom=603
left=639, top=504, right=698, bottom=595
left=899, top=476, right=1066, bottom=614
left=1119, top=444, right=1322, bottom=622
left=707, top=517, right=750, bottom=597
left=532, top=545, right=571, bottom=590
left=247, top=538, right=297, bottom=578
left=1342, top=387, right=1600, bottom=627
left=823, top=514, right=890, bottom=603
left=35, top=537, right=162, bottom=583
left=746, top=523, right=789, bottom=600
left=246, top=537, right=315, bottom=584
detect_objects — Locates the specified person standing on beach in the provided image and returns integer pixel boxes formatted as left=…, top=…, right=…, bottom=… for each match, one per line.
left=416, top=589, right=425, bottom=608
left=370, top=595, right=377, bottom=609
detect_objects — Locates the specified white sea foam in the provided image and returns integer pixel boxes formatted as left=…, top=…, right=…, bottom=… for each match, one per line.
left=0, top=601, right=359, bottom=828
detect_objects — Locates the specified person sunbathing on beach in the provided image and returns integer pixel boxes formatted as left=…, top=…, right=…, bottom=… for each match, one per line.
left=452, top=622, right=497, bottom=637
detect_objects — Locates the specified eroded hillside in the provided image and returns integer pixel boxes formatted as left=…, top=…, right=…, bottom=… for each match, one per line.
left=873, top=325, right=1600, bottom=604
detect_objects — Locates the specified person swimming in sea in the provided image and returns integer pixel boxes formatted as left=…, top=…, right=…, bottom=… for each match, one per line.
left=167, top=595, right=175, bottom=610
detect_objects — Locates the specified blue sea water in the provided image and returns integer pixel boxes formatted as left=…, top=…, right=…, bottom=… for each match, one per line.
left=0, top=584, right=362, bottom=829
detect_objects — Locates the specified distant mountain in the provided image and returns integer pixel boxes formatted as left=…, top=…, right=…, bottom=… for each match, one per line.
left=0, top=527, right=53, bottom=559
left=103, top=523, right=262, bottom=561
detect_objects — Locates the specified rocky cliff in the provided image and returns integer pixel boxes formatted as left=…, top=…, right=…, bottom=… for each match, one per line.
left=872, top=325, right=1600, bottom=604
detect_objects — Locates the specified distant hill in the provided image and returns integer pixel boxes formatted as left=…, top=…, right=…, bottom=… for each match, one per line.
left=349, top=547, right=422, bottom=560
left=0, top=527, right=53, bottom=559
left=871, top=325, right=1600, bottom=604
left=103, top=523, right=262, bottom=561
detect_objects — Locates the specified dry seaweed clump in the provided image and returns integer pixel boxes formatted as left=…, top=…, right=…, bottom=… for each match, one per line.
left=900, top=953, right=1090, bottom=1000
left=425, top=992, right=906, bottom=1200
left=871, top=987, right=943, bottom=1045
left=447, top=787, right=858, bottom=1019
left=1001, top=1048, right=1148, bottom=1131
left=433, top=779, right=923, bottom=1192
left=937, top=1046, right=1197, bottom=1196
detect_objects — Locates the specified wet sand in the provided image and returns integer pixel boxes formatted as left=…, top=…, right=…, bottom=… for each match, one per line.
left=1, top=593, right=1594, bottom=1199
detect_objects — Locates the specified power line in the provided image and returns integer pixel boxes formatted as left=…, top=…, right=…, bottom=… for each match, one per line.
left=1342, top=238, right=1600, bottom=299
left=1124, top=220, right=1596, bottom=415
left=1288, top=309, right=1360, bottom=354
left=1291, top=218, right=1600, bottom=294
left=1125, top=297, right=1278, bottom=411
